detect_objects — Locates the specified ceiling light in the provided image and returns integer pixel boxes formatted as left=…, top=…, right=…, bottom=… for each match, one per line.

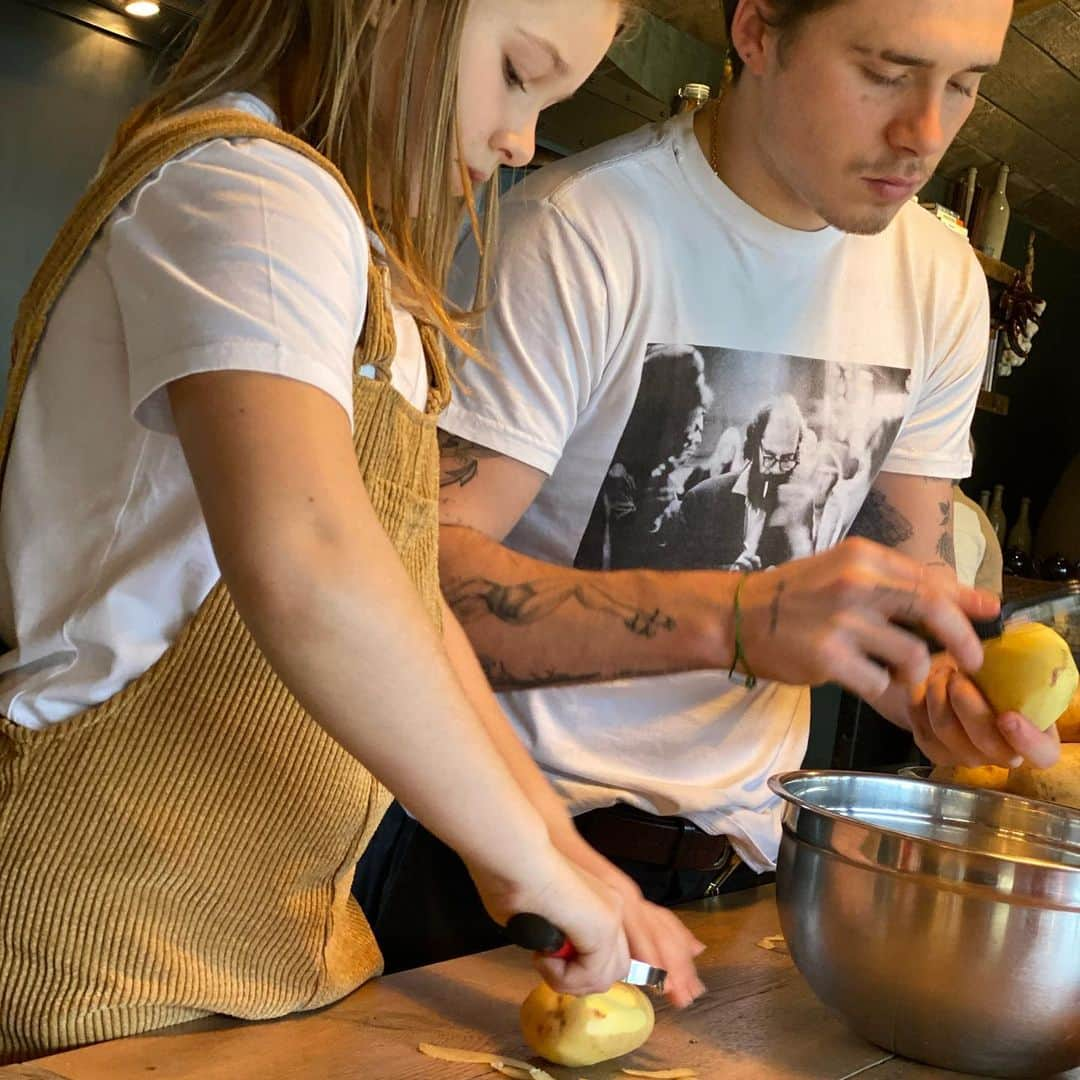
left=124, top=1, right=161, bottom=16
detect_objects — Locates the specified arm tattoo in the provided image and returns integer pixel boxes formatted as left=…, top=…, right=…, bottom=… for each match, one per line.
left=480, top=657, right=669, bottom=691
left=444, top=575, right=677, bottom=638
left=847, top=490, right=915, bottom=548
left=438, top=432, right=499, bottom=488
left=936, top=498, right=956, bottom=568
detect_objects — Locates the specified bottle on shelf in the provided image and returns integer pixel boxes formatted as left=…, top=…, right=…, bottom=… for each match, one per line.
left=960, top=165, right=978, bottom=230
left=1006, top=496, right=1033, bottom=555
left=987, top=484, right=1008, bottom=547
left=978, top=490, right=991, bottom=513
left=973, top=162, right=1011, bottom=262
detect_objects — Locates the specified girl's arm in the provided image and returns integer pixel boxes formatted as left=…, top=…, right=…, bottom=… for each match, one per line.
left=168, top=369, right=629, bottom=995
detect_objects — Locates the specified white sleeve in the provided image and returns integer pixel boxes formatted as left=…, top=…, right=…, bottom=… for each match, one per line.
left=883, top=247, right=989, bottom=479
left=441, top=196, right=609, bottom=475
left=105, top=136, right=369, bottom=434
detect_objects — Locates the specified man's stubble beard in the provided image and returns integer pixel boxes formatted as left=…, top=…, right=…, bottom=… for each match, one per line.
left=820, top=203, right=904, bottom=236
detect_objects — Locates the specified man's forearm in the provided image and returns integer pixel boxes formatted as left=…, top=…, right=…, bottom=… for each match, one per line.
left=441, top=525, right=737, bottom=691
left=441, top=597, right=575, bottom=837
left=847, top=475, right=964, bottom=728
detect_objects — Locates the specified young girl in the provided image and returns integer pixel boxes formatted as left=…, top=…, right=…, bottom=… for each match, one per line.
left=0, top=0, right=702, bottom=1062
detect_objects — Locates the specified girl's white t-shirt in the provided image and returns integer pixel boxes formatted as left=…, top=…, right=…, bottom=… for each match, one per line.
left=0, top=92, right=428, bottom=730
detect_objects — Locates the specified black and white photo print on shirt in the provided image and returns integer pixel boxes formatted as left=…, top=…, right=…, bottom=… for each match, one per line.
left=574, top=344, right=911, bottom=573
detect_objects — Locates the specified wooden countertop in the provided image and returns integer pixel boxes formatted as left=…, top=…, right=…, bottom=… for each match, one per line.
left=3, top=887, right=1076, bottom=1080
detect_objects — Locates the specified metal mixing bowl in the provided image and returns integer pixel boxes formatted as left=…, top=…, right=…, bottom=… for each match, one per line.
left=769, top=770, right=1080, bottom=1078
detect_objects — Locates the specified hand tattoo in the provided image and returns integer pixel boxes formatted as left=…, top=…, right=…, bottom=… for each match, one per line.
left=769, top=581, right=786, bottom=637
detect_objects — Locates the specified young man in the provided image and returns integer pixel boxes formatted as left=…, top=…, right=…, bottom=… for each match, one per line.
left=355, top=0, right=1060, bottom=969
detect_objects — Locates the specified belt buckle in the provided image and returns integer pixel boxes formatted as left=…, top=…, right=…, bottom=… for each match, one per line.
left=705, top=846, right=741, bottom=896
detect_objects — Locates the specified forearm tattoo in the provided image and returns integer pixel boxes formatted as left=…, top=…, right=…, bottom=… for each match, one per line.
left=445, top=575, right=677, bottom=638
left=438, top=432, right=499, bottom=488
left=479, top=656, right=668, bottom=691
left=935, top=498, right=956, bottom=568
left=847, top=489, right=915, bottom=548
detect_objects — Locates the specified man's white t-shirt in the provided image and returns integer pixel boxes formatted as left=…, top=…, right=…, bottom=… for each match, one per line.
left=442, top=113, right=989, bottom=870
left=0, top=92, right=429, bottom=730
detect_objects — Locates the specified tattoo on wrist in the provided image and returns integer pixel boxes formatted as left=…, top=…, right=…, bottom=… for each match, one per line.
left=445, top=575, right=676, bottom=637
left=768, top=581, right=786, bottom=637
left=438, top=432, right=498, bottom=488
left=847, top=490, right=915, bottom=548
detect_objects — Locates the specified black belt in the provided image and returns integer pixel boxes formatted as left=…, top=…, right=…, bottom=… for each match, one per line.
left=574, top=804, right=735, bottom=872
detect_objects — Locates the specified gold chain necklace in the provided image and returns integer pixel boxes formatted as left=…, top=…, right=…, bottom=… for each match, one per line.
left=708, top=98, right=724, bottom=179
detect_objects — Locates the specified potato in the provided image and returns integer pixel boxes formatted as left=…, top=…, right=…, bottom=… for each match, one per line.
left=519, top=980, right=654, bottom=1067
left=1007, top=744, right=1080, bottom=809
left=1056, top=686, right=1080, bottom=743
left=930, top=764, right=1012, bottom=791
left=973, top=623, right=1079, bottom=732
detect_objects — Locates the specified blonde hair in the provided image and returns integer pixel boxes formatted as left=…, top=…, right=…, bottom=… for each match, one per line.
left=114, top=0, right=494, bottom=353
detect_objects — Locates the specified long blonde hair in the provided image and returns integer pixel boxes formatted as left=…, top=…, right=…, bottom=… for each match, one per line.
left=114, top=0, right=493, bottom=352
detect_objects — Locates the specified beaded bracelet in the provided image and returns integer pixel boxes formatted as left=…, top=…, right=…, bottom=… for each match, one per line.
left=729, top=573, right=758, bottom=689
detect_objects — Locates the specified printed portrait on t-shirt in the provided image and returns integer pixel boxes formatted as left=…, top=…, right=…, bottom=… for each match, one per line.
left=574, top=345, right=911, bottom=573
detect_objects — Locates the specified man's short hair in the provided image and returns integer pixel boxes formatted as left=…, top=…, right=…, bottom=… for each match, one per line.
left=725, top=0, right=847, bottom=81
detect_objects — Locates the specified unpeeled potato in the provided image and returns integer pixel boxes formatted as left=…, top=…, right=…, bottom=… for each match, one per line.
left=1008, top=744, right=1080, bottom=809
left=930, top=764, right=1012, bottom=791
left=973, top=623, right=1079, bottom=732
left=519, top=981, right=654, bottom=1067
left=1056, top=686, right=1080, bottom=743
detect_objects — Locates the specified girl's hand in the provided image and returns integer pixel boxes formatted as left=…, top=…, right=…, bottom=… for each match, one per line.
left=549, top=823, right=707, bottom=1007
left=467, top=843, right=630, bottom=996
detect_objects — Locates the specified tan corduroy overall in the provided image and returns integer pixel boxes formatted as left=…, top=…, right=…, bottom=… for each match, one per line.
left=0, top=111, right=448, bottom=1064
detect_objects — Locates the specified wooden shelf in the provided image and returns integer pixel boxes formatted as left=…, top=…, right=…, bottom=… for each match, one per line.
left=977, top=389, right=1010, bottom=416
left=975, top=250, right=1020, bottom=286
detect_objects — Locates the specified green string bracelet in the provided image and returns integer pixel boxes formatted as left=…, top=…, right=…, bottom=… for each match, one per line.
left=729, top=573, right=758, bottom=689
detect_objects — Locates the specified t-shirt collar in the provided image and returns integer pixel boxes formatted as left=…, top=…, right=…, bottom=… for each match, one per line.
left=671, top=111, right=845, bottom=257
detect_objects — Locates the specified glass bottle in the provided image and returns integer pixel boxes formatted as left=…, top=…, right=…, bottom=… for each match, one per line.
left=676, top=83, right=711, bottom=113
left=1006, top=496, right=1033, bottom=555
left=979, top=490, right=991, bottom=514
left=973, top=163, right=1011, bottom=261
left=987, top=484, right=1008, bottom=547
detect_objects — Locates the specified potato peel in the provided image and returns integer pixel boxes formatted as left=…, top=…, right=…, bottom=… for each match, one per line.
left=417, top=1042, right=555, bottom=1080
left=622, top=1070, right=699, bottom=1078
left=490, top=1066, right=534, bottom=1080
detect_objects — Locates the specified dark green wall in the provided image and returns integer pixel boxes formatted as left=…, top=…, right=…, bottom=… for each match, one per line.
left=968, top=223, right=1080, bottom=549
left=921, top=173, right=1079, bottom=542
left=1, top=2, right=153, bottom=393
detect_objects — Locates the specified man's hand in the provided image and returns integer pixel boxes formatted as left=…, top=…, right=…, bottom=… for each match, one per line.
left=738, top=537, right=996, bottom=700
left=884, top=656, right=1061, bottom=771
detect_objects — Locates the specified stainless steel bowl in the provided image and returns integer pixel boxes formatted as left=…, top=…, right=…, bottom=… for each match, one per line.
left=769, top=770, right=1080, bottom=1078
left=897, top=764, right=933, bottom=780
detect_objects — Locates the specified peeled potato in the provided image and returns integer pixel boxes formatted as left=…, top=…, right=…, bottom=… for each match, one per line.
left=519, top=981, right=654, bottom=1068
left=1056, top=687, right=1080, bottom=743
left=973, top=623, right=1079, bottom=732
left=1008, top=744, right=1080, bottom=809
left=930, top=764, right=1012, bottom=791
